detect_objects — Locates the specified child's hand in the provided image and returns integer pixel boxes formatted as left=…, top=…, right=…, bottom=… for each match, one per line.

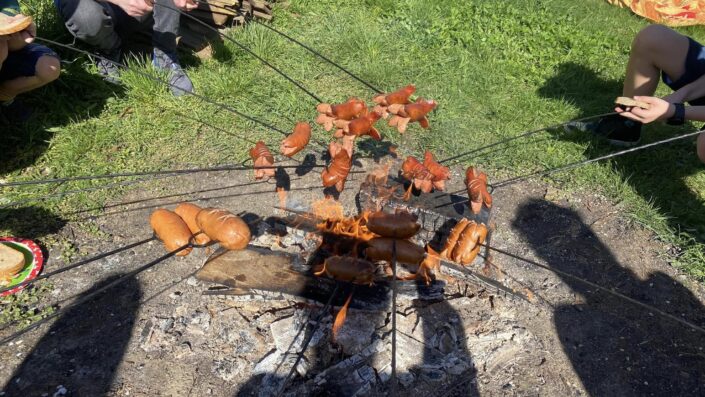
left=6, top=15, right=35, bottom=51
left=616, top=96, right=674, bottom=124
left=20, top=20, right=36, bottom=44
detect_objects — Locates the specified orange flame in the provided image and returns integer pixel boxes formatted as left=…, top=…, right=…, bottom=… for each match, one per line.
left=332, top=292, right=354, bottom=342
left=316, top=210, right=377, bottom=242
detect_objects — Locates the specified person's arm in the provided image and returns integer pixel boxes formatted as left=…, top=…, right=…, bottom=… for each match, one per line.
left=102, top=0, right=152, bottom=18
left=616, top=95, right=705, bottom=123
left=99, top=0, right=195, bottom=18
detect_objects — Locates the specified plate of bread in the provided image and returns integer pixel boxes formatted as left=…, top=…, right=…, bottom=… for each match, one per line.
left=0, top=237, right=43, bottom=296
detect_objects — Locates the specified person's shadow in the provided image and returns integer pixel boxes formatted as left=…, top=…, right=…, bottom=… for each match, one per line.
left=538, top=62, right=705, bottom=241
left=512, top=198, right=705, bottom=396
left=2, top=274, right=142, bottom=396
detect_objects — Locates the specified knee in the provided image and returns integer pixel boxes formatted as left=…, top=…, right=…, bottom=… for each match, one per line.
left=697, top=133, right=705, bottom=164
left=65, top=4, right=114, bottom=46
left=35, top=56, right=61, bottom=83
left=632, top=24, right=675, bottom=53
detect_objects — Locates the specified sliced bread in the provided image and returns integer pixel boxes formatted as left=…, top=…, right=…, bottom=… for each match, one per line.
left=0, top=243, right=25, bottom=280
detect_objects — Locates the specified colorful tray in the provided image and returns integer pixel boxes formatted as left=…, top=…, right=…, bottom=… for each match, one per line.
left=0, top=237, right=44, bottom=296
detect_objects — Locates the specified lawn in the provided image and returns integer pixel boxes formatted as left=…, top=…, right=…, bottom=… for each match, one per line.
left=2, top=0, right=704, bottom=280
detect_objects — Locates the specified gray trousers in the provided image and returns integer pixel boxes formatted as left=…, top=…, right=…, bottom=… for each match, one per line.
left=56, top=0, right=180, bottom=54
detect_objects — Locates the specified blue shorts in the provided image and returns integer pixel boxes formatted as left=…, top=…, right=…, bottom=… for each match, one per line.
left=662, top=37, right=705, bottom=106
left=0, top=43, right=59, bottom=83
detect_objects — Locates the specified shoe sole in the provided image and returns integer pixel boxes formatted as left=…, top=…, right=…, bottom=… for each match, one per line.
left=607, top=138, right=641, bottom=148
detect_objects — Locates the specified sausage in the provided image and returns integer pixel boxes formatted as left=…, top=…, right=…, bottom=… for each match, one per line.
left=249, top=141, right=276, bottom=180
left=388, top=98, right=437, bottom=132
left=416, top=245, right=441, bottom=285
left=174, top=203, right=211, bottom=245
left=403, top=99, right=437, bottom=123
left=330, top=98, right=368, bottom=120
left=280, top=122, right=311, bottom=157
left=364, top=238, right=425, bottom=265
left=321, top=150, right=352, bottom=192
left=150, top=209, right=193, bottom=256
left=314, top=256, right=376, bottom=285
left=401, top=156, right=434, bottom=193
left=366, top=210, right=420, bottom=239
left=441, top=218, right=469, bottom=259
left=450, top=221, right=487, bottom=265
left=196, top=208, right=251, bottom=250
left=465, top=167, right=492, bottom=214
left=345, top=112, right=382, bottom=140
left=423, top=151, right=450, bottom=191
left=373, top=84, right=416, bottom=106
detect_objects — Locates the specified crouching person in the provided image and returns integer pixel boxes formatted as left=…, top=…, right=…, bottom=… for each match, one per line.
left=55, top=0, right=196, bottom=96
left=0, top=5, right=61, bottom=123
left=568, top=25, right=705, bottom=164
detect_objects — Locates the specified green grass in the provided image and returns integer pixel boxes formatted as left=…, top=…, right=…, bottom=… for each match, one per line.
left=1, top=0, right=704, bottom=279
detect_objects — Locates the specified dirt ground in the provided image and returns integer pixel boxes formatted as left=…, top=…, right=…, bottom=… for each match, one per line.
left=1, top=151, right=704, bottom=397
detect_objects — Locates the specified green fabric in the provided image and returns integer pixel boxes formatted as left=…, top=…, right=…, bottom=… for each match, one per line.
left=0, top=0, right=20, bottom=16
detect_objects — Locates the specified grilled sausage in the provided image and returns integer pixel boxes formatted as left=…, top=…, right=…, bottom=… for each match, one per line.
left=174, top=203, right=211, bottom=245
left=150, top=209, right=193, bottom=256
left=321, top=150, right=352, bottom=192
left=314, top=256, right=376, bottom=285
left=441, top=218, right=469, bottom=259
left=196, top=208, right=251, bottom=250
left=280, top=122, right=311, bottom=157
left=364, top=238, right=425, bottom=265
left=366, top=210, right=420, bottom=239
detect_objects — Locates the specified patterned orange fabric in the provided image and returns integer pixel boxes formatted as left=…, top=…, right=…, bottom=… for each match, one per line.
left=607, top=0, right=705, bottom=26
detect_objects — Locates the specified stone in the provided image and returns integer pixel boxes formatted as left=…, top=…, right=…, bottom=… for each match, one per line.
left=218, top=328, right=258, bottom=355
left=398, top=372, right=415, bottom=388
left=212, top=358, right=249, bottom=382
left=270, top=312, right=325, bottom=353
left=419, top=366, right=446, bottom=383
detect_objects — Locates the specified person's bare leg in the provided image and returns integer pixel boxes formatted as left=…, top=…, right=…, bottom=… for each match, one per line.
left=623, top=25, right=690, bottom=97
left=0, top=55, right=60, bottom=101
left=697, top=133, right=705, bottom=164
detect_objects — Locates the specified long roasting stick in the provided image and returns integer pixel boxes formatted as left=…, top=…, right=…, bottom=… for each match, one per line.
left=154, top=2, right=324, bottom=104
left=0, top=242, right=192, bottom=346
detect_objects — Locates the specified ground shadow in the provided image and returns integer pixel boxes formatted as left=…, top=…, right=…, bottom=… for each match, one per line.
left=512, top=198, right=705, bottom=396
left=0, top=206, right=66, bottom=238
left=538, top=61, right=705, bottom=240
left=2, top=274, right=142, bottom=396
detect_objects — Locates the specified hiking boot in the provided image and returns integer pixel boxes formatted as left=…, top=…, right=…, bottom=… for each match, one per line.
left=0, top=99, right=33, bottom=124
left=95, top=47, right=122, bottom=84
left=565, top=114, right=642, bottom=147
left=152, top=48, right=194, bottom=97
